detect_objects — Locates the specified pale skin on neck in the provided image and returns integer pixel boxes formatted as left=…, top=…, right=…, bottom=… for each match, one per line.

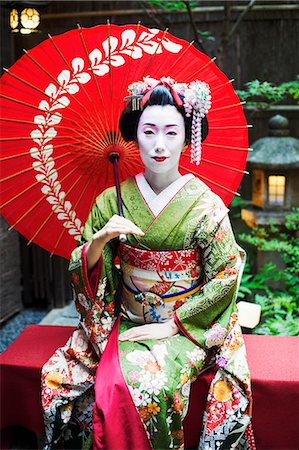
left=144, top=167, right=181, bottom=195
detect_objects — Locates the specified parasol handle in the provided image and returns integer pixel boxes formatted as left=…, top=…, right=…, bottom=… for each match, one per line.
left=109, top=152, right=127, bottom=243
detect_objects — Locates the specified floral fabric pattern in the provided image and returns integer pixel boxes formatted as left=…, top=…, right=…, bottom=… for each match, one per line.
left=41, top=176, right=255, bottom=450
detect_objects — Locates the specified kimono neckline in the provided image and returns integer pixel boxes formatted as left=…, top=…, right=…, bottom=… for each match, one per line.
left=134, top=172, right=194, bottom=217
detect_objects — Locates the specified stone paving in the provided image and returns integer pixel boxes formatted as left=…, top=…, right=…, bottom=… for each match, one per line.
left=0, top=303, right=79, bottom=353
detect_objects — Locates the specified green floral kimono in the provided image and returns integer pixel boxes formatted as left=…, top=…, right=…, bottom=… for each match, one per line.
left=41, top=174, right=255, bottom=450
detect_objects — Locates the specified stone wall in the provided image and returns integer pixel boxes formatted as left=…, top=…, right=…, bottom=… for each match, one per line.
left=0, top=216, right=22, bottom=323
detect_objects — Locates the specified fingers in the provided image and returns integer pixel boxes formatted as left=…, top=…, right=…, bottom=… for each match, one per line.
left=119, top=325, right=149, bottom=341
left=107, top=216, right=144, bottom=237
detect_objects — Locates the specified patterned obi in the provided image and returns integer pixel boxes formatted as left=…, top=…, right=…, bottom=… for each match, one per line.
left=118, top=243, right=204, bottom=324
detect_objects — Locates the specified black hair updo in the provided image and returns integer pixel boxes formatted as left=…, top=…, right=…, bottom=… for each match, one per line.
left=119, top=84, right=208, bottom=144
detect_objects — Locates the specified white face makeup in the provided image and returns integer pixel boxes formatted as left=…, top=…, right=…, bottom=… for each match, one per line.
left=136, top=105, right=185, bottom=176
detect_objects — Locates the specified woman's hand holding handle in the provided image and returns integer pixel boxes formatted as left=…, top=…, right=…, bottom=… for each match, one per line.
left=86, top=215, right=144, bottom=272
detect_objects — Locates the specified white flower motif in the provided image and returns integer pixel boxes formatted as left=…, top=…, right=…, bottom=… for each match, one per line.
left=141, top=392, right=151, bottom=406
left=71, top=329, right=88, bottom=352
left=96, top=278, right=107, bottom=299
left=128, top=385, right=144, bottom=407
left=72, top=364, right=88, bottom=384
left=166, top=416, right=173, bottom=425
left=151, top=342, right=168, bottom=368
left=61, top=408, right=72, bottom=424
left=186, top=347, right=205, bottom=363
left=101, top=315, right=112, bottom=330
left=139, top=370, right=167, bottom=395
left=77, top=293, right=90, bottom=310
left=181, top=380, right=191, bottom=398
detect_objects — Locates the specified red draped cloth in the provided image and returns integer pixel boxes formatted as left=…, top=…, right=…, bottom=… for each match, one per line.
left=1, top=325, right=298, bottom=450
left=93, top=316, right=152, bottom=450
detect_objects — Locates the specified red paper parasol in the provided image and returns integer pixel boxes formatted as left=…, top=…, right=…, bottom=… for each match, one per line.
left=0, top=23, right=249, bottom=259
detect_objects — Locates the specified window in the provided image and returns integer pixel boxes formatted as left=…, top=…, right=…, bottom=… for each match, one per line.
left=268, top=175, right=285, bottom=206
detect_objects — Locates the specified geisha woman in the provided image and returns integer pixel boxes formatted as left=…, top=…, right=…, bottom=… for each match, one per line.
left=41, top=77, right=255, bottom=450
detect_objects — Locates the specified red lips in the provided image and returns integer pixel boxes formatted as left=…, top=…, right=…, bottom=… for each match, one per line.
left=153, top=157, right=167, bottom=162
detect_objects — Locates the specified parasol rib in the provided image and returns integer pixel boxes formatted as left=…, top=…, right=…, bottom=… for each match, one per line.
left=51, top=149, right=112, bottom=255
left=22, top=49, right=106, bottom=141
left=77, top=25, right=111, bottom=142
left=47, top=34, right=109, bottom=146
left=180, top=164, right=240, bottom=196
left=209, top=125, right=253, bottom=130
left=205, top=143, right=252, bottom=151
left=182, top=57, right=216, bottom=82
left=0, top=94, right=90, bottom=129
left=0, top=118, right=115, bottom=147
left=0, top=138, right=110, bottom=165
left=106, top=20, right=118, bottom=142
left=7, top=150, right=100, bottom=234
left=212, top=79, right=235, bottom=92
left=0, top=155, right=85, bottom=209
left=209, top=101, right=246, bottom=113
left=28, top=156, right=101, bottom=247
left=0, top=148, right=98, bottom=184
left=163, top=41, right=194, bottom=74
left=8, top=194, right=46, bottom=231
left=0, top=134, right=110, bottom=156
left=180, top=153, right=249, bottom=174
left=107, top=20, right=113, bottom=103
left=3, top=68, right=94, bottom=131
left=141, top=28, right=169, bottom=79
left=116, top=22, right=141, bottom=147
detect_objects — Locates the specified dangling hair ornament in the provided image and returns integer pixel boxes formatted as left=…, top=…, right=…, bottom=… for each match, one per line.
left=125, top=76, right=212, bottom=165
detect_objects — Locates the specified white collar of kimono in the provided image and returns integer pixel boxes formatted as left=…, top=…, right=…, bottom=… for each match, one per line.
left=135, top=172, right=194, bottom=217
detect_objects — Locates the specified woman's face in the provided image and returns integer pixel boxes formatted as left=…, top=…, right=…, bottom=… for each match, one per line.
left=136, top=105, right=185, bottom=175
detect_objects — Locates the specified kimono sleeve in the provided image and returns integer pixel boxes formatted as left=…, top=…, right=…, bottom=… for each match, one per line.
left=68, top=190, right=120, bottom=355
left=174, top=194, right=246, bottom=349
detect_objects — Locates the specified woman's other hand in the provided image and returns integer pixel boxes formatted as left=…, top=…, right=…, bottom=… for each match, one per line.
left=86, top=215, right=144, bottom=272
left=119, top=319, right=179, bottom=342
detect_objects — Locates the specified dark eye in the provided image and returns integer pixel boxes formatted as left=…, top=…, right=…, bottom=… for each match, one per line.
left=144, top=130, right=154, bottom=135
left=167, top=131, right=177, bottom=136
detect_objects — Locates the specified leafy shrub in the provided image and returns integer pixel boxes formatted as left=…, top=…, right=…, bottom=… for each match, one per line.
left=253, top=293, right=299, bottom=336
left=235, top=209, right=299, bottom=335
left=236, top=77, right=299, bottom=109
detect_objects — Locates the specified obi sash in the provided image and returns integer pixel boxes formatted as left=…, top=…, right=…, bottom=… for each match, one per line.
left=118, top=243, right=204, bottom=324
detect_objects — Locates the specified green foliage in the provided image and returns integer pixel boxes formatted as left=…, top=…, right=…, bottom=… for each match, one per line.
left=146, top=0, right=198, bottom=11
left=253, top=293, right=299, bottom=336
left=237, top=209, right=299, bottom=335
left=237, top=262, right=280, bottom=299
left=197, top=29, right=215, bottom=42
left=145, top=1, right=215, bottom=42
left=236, top=76, right=299, bottom=109
left=239, top=209, right=299, bottom=297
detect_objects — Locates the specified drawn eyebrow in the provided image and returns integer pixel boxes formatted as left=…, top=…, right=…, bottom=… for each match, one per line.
left=143, top=123, right=179, bottom=127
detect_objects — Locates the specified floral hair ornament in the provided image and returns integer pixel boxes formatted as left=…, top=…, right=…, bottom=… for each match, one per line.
left=125, top=76, right=212, bottom=165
